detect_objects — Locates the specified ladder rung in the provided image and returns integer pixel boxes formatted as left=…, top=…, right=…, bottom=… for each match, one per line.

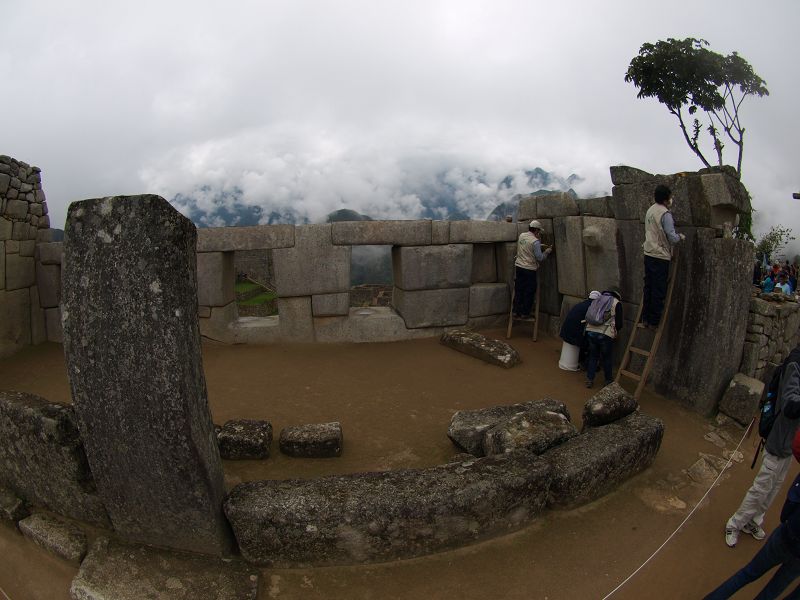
left=630, top=347, right=651, bottom=357
left=619, top=369, right=642, bottom=381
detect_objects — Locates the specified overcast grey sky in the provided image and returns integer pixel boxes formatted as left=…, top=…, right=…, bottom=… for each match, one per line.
left=2, top=1, right=798, bottom=253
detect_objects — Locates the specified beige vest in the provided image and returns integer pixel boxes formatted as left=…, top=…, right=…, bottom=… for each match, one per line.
left=643, top=203, right=672, bottom=261
left=585, top=297, right=620, bottom=339
left=515, top=231, right=540, bottom=271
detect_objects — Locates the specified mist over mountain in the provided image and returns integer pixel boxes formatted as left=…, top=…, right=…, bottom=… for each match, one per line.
left=172, top=167, right=599, bottom=228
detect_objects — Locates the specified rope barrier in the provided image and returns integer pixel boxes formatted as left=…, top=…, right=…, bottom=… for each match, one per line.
left=0, top=584, right=11, bottom=600
left=601, top=420, right=755, bottom=599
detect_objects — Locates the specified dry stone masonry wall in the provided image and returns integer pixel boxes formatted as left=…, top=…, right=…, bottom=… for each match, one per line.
left=740, top=298, right=800, bottom=382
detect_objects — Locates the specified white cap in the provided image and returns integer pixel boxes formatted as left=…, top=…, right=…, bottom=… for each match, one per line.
left=589, top=290, right=601, bottom=300
left=529, top=219, right=543, bottom=230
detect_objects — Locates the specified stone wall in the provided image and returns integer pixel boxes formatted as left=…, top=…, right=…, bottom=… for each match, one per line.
left=739, top=297, right=800, bottom=382
left=0, top=155, right=56, bottom=357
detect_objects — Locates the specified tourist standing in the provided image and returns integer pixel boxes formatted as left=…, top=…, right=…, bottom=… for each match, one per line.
left=724, top=344, right=800, bottom=548
left=584, top=288, right=623, bottom=388
left=513, top=220, right=552, bottom=319
left=641, top=185, right=684, bottom=328
left=559, top=290, right=601, bottom=369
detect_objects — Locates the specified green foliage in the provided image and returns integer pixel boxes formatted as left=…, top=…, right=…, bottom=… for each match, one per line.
left=234, top=281, right=263, bottom=293
left=734, top=209, right=754, bottom=242
left=238, top=291, right=277, bottom=306
left=625, top=38, right=768, bottom=178
left=755, top=226, right=795, bottom=261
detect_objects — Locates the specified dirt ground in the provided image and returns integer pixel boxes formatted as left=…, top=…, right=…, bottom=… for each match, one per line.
left=1, top=329, right=797, bottom=600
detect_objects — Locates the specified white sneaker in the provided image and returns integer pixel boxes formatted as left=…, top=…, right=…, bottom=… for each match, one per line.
left=743, top=521, right=767, bottom=541
left=725, top=526, right=739, bottom=548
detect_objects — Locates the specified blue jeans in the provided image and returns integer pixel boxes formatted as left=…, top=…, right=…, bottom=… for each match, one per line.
left=586, top=332, right=613, bottom=384
left=704, top=525, right=800, bottom=599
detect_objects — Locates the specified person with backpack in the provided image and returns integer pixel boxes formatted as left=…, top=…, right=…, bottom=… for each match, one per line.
left=512, top=220, right=552, bottom=319
left=642, top=184, right=685, bottom=328
left=724, top=344, right=800, bottom=548
left=559, top=290, right=601, bottom=370
left=705, top=431, right=800, bottom=599
left=584, top=287, right=623, bottom=388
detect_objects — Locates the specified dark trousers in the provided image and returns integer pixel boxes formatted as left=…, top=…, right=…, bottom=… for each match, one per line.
left=704, top=526, right=800, bottom=599
left=513, top=267, right=537, bottom=316
left=586, top=332, right=614, bottom=383
left=643, top=255, right=670, bottom=326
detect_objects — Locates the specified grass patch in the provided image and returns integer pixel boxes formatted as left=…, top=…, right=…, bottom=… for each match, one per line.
left=239, top=291, right=278, bottom=306
left=235, top=281, right=263, bottom=293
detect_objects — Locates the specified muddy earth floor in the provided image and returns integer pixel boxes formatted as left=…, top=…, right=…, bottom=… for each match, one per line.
left=1, top=330, right=797, bottom=599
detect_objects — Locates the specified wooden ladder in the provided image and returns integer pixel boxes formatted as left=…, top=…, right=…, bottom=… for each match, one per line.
left=615, top=251, right=679, bottom=399
left=506, top=277, right=540, bottom=342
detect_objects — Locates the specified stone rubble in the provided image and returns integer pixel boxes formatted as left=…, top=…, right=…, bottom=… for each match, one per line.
left=18, top=512, right=87, bottom=564
left=279, top=422, right=342, bottom=458
left=218, top=419, right=273, bottom=460
left=439, top=329, right=521, bottom=368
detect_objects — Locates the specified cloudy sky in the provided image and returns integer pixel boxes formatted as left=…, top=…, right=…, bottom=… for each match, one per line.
left=2, top=1, right=798, bottom=253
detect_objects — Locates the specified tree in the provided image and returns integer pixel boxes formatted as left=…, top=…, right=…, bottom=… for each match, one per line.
left=625, top=38, right=768, bottom=178
left=755, top=226, right=795, bottom=263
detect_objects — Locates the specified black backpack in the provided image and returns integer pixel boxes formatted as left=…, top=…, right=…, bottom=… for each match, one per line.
left=758, top=367, right=782, bottom=440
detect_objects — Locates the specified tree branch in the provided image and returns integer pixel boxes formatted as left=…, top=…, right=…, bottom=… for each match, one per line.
left=672, top=107, right=712, bottom=168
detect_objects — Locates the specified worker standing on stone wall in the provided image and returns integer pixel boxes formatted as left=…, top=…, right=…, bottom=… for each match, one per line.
left=641, top=184, right=684, bottom=328
left=512, top=220, right=552, bottom=319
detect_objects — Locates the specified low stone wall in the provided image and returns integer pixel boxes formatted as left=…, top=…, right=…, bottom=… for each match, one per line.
left=739, top=297, right=800, bottom=382
left=224, top=410, right=663, bottom=566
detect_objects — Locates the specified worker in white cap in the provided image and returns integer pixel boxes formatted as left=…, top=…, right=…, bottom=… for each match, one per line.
left=512, top=219, right=552, bottom=318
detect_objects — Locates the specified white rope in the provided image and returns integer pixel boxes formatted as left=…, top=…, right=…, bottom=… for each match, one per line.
left=601, top=420, right=755, bottom=599
left=0, top=584, right=11, bottom=600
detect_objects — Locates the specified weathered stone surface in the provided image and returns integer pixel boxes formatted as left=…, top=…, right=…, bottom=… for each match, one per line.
left=581, top=382, right=638, bottom=428
left=0, top=393, right=108, bottom=525
left=483, top=410, right=577, bottom=456
left=36, top=241, right=63, bottom=265
left=197, top=251, right=235, bottom=307
left=5, top=253, right=35, bottom=290
left=553, top=216, right=585, bottom=297
left=62, top=195, right=230, bottom=555
left=224, top=451, right=551, bottom=566
left=277, top=296, right=315, bottom=342
left=543, top=412, right=664, bottom=508
left=393, top=287, right=469, bottom=328
left=719, top=373, right=765, bottom=427
left=197, top=224, right=295, bottom=252
left=392, top=244, right=472, bottom=290
left=440, top=329, right=520, bottom=368
left=70, top=537, right=259, bottom=600
left=0, top=486, right=28, bottom=521
left=199, top=301, right=237, bottom=343
left=468, top=283, right=510, bottom=317
left=536, top=192, right=580, bottom=218
left=0, top=241, right=4, bottom=290
left=19, top=513, right=87, bottom=564
left=609, top=165, right=654, bottom=185
left=432, top=220, right=450, bottom=245
left=19, top=239, right=35, bottom=257
left=611, top=183, right=653, bottom=221
left=331, top=220, right=431, bottom=245
left=218, top=420, right=272, bottom=460
left=312, top=292, right=350, bottom=317
left=651, top=231, right=753, bottom=415
left=5, top=199, right=28, bottom=219
left=495, top=242, right=516, bottom=289
left=615, top=219, right=645, bottom=303
left=0, top=218, right=11, bottom=240
left=314, top=307, right=440, bottom=343
left=45, top=307, right=63, bottom=343
left=279, top=422, right=342, bottom=457
left=29, top=285, right=46, bottom=345
left=35, top=263, right=60, bottom=308
left=517, top=194, right=538, bottom=220
left=448, top=221, right=517, bottom=243
left=577, top=196, right=614, bottom=218
left=583, top=217, right=620, bottom=294
left=273, top=225, right=350, bottom=296
left=0, top=289, right=32, bottom=356
left=471, top=243, right=497, bottom=283
left=447, top=398, right=571, bottom=456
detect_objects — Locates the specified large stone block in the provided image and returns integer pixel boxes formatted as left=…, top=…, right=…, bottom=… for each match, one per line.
left=5, top=253, right=35, bottom=290
left=432, top=220, right=450, bottom=245
left=483, top=411, right=577, bottom=456
left=19, top=513, right=87, bottom=564
left=393, top=287, right=469, bottom=328
left=5, top=199, right=28, bottom=219
left=0, top=288, right=31, bottom=356
left=448, top=221, right=518, bottom=243
left=583, top=217, right=620, bottom=294
left=0, top=218, right=11, bottom=240
left=651, top=230, right=754, bottom=414
left=517, top=194, right=538, bottom=220
left=199, top=301, right=238, bottom=344
left=273, top=225, right=351, bottom=297
left=196, top=224, right=295, bottom=252
left=581, top=382, right=638, bottom=428
left=279, top=422, right=342, bottom=458
left=45, top=307, right=63, bottom=343
left=0, top=391, right=108, bottom=525
left=535, top=192, right=580, bottom=218
left=615, top=220, right=645, bottom=303
left=313, top=307, right=439, bottom=343
left=225, top=452, right=552, bottom=566
left=0, top=241, right=4, bottom=290
left=62, top=195, right=230, bottom=555
left=495, top=242, right=516, bottom=289
left=469, top=283, right=510, bottom=317
left=611, top=183, right=653, bottom=221
left=29, top=285, right=46, bottom=345
left=719, top=373, right=765, bottom=426
left=36, top=263, right=60, bottom=308
left=440, top=329, right=521, bottom=368
left=311, top=292, right=350, bottom=317
left=577, top=196, right=614, bottom=218
left=609, top=165, right=654, bottom=185
left=197, top=251, right=235, bottom=307
left=471, top=243, right=497, bottom=283
left=331, top=220, right=431, bottom=245
left=531, top=218, right=561, bottom=316
left=543, top=412, right=664, bottom=508
left=36, top=241, right=63, bottom=265
left=553, top=216, right=585, bottom=298
left=70, top=537, right=259, bottom=600
left=392, top=244, right=472, bottom=291
left=277, top=296, right=315, bottom=342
